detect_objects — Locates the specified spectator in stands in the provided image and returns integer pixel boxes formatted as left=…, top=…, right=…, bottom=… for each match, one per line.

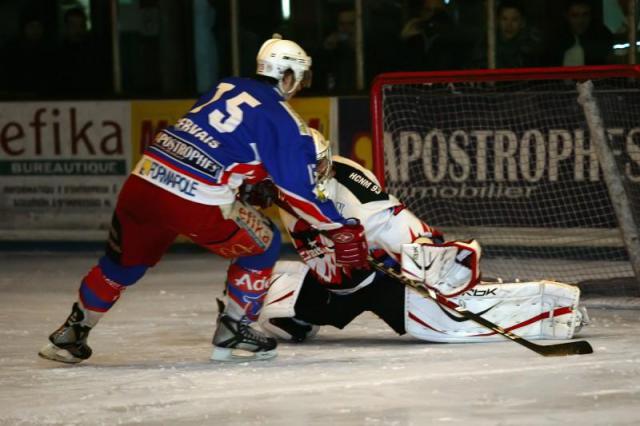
left=471, top=0, right=543, bottom=69
left=605, top=0, right=638, bottom=35
left=603, top=0, right=639, bottom=62
left=1, top=14, right=53, bottom=97
left=320, top=8, right=356, bottom=92
left=399, top=0, right=462, bottom=70
left=365, top=0, right=405, bottom=81
left=544, top=0, right=614, bottom=66
left=55, top=7, right=110, bottom=97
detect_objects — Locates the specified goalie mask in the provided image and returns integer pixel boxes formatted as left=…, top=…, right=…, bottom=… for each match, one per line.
left=256, top=34, right=312, bottom=99
left=309, top=128, right=333, bottom=201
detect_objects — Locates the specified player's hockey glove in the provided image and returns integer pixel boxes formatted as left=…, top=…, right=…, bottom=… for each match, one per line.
left=326, top=218, right=369, bottom=269
left=238, top=179, right=278, bottom=209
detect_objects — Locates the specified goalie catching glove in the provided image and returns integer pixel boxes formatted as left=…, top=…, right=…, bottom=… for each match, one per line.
left=326, top=218, right=369, bottom=269
left=401, top=238, right=481, bottom=297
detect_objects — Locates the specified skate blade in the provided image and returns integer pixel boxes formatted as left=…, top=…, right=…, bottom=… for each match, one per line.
left=210, top=346, right=277, bottom=362
left=38, top=342, right=84, bottom=364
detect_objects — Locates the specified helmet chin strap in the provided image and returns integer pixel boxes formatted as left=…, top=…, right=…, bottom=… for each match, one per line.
left=278, top=79, right=301, bottom=100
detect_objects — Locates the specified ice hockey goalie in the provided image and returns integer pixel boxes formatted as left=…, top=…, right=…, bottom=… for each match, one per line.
left=257, top=130, right=589, bottom=344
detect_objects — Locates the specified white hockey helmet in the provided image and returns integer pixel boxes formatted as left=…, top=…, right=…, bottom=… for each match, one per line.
left=256, top=34, right=312, bottom=98
left=309, top=128, right=333, bottom=200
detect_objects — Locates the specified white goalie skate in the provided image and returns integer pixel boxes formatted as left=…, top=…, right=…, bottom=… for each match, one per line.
left=574, top=305, right=591, bottom=335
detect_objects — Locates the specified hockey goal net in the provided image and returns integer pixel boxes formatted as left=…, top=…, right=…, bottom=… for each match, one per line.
left=371, top=66, right=640, bottom=297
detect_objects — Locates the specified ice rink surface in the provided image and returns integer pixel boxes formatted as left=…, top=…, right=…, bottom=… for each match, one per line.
left=1, top=252, right=639, bottom=426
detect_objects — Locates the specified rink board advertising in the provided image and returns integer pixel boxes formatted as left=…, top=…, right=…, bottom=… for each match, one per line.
left=0, top=98, right=336, bottom=238
left=0, top=102, right=131, bottom=232
left=130, top=99, right=195, bottom=163
left=337, top=97, right=374, bottom=171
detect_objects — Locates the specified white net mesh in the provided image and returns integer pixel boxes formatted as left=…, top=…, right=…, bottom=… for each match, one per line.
left=374, top=69, right=640, bottom=296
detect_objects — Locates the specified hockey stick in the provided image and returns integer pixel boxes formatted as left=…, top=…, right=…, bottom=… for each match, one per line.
left=272, top=196, right=593, bottom=357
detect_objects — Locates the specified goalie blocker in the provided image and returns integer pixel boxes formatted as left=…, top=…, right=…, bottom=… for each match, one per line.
left=259, top=260, right=587, bottom=343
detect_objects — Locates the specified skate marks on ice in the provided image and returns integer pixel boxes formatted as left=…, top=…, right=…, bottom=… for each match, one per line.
left=0, top=252, right=639, bottom=425
left=4, top=331, right=640, bottom=426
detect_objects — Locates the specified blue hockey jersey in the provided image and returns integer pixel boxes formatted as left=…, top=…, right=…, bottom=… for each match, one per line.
left=131, top=77, right=344, bottom=228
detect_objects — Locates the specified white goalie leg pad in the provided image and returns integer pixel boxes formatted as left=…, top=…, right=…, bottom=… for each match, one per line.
left=257, top=261, right=320, bottom=341
left=401, top=240, right=481, bottom=297
left=405, top=280, right=582, bottom=342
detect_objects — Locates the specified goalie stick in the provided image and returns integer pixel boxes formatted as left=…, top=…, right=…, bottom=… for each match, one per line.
left=272, top=196, right=593, bottom=357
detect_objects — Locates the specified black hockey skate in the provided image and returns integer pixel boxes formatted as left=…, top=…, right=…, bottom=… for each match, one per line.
left=268, top=317, right=318, bottom=342
left=211, top=299, right=277, bottom=362
left=38, top=302, right=93, bottom=364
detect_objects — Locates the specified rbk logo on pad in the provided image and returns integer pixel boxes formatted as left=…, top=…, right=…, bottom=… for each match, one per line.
left=467, top=288, right=498, bottom=297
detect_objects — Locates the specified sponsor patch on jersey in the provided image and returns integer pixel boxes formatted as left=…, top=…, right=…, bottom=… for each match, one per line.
left=151, top=132, right=224, bottom=180
left=136, top=158, right=199, bottom=197
left=133, top=155, right=236, bottom=205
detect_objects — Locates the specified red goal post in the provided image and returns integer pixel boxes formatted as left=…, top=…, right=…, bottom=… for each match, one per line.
left=370, top=65, right=640, bottom=291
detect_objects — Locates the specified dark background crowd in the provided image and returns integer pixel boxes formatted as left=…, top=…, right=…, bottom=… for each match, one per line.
left=0, top=0, right=635, bottom=99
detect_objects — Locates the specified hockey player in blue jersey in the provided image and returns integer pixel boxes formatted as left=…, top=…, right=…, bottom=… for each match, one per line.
left=39, top=35, right=369, bottom=363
